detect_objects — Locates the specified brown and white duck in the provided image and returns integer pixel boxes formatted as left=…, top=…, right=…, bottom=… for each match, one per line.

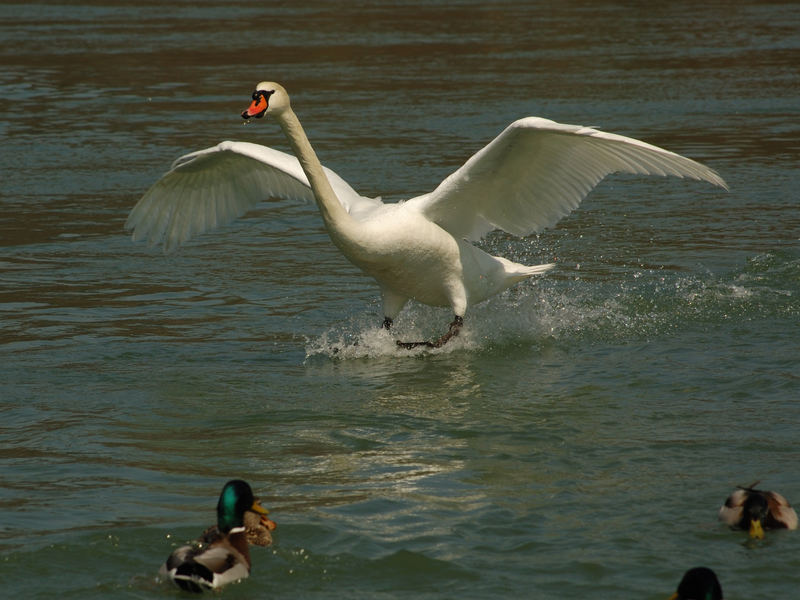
left=719, top=481, right=797, bottom=539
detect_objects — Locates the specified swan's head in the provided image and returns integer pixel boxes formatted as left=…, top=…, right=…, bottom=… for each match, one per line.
left=241, top=81, right=289, bottom=120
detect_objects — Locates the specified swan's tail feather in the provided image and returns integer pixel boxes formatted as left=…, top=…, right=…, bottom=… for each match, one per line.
left=499, top=260, right=556, bottom=287
left=521, top=263, right=556, bottom=276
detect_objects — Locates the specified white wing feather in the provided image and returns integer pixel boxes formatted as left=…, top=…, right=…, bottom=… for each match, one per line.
left=125, top=141, right=380, bottom=252
left=128, top=119, right=727, bottom=252
left=406, top=117, right=728, bottom=240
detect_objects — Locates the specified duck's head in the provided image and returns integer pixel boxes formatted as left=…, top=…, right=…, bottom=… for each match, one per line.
left=669, top=567, right=723, bottom=600
left=216, top=479, right=269, bottom=534
left=241, top=81, right=289, bottom=120
left=742, top=491, right=769, bottom=539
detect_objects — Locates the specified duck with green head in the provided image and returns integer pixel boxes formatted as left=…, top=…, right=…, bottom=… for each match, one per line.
left=669, top=567, right=723, bottom=600
left=160, top=480, right=274, bottom=592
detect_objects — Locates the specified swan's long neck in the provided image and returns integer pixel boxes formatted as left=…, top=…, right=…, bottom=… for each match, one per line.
left=276, top=108, right=355, bottom=237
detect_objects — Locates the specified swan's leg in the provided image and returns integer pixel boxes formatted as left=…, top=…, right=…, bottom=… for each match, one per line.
left=396, top=316, right=463, bottom=349
left=433, top=315, right=464, bottom=347
left=380, top=287, right=406, bottom=333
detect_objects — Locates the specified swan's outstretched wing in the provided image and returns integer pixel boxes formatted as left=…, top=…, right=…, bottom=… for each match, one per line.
left=126, top=141, right=379, bottom=252
left=407, top=117, right=728, bottom=241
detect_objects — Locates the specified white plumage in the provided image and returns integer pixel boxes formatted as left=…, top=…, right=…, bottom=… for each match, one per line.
left=127, top=82, right=727, bottom=347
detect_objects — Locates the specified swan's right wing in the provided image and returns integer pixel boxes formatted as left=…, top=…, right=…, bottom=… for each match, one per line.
left=126, top=141, right=379, bottom=252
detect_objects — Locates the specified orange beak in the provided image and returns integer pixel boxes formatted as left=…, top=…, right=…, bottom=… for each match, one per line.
left=242, top=95, right=268, bottom=119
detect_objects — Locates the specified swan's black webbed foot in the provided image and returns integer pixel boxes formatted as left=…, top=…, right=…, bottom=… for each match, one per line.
left=396, top=316, right=463, bottom=349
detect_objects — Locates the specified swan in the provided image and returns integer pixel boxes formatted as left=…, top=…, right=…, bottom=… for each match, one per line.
left=126, top=81, right=728, bottom=348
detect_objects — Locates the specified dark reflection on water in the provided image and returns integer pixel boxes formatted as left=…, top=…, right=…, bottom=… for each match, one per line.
left=2, top=1, right=800, bottom=598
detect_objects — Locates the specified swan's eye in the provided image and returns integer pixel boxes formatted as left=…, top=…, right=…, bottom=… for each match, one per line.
left=252, top=90, right=274, bottom=102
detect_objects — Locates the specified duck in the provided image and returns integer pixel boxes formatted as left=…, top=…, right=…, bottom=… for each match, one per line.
left=160, top=479, right=273, bottom=592
left=719, top=481, right=798, bottom=539
left=126, top=82, right=727, bottom=348
left=670, top=567, right=723, bottom=600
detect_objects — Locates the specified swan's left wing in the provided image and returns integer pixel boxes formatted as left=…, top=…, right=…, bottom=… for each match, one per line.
left=407, top=117, right=728, bottom=241
left=126, top=141, right=379, bottom=252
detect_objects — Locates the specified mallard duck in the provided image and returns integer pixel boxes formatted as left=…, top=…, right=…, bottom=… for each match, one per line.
left=719, top=481, right=798, bottom=539
left=160, top=480, right=274, bottom=592
left=669, top=567, right=723, bottom=600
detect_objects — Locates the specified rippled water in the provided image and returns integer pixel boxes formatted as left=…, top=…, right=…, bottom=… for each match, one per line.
left=2, top=1, right=799, bottom=598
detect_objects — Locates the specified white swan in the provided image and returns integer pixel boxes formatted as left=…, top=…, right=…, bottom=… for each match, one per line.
left=126, top=82, right=728, bottom=348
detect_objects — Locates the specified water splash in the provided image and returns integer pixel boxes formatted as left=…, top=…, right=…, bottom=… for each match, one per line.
left=305, top=250, right=798, bottom=359
left=305, top=316, right=478, bottom=360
